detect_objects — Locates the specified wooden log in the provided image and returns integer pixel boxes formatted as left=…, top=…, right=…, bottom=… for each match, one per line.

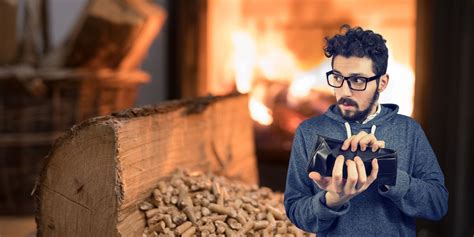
left=63, top=0, right=166, bottom=70
left=0, top=0, right=18, bottom=65
left=35, top=93, right=258, bottom=236
left=118, top=0, right=167, bottom=70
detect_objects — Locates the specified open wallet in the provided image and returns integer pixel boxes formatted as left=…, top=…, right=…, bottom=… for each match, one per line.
left=306, top=135, right=398, bottom=186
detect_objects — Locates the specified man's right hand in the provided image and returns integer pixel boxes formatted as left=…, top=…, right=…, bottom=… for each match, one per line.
left=308, top=155, right=379, bottom=209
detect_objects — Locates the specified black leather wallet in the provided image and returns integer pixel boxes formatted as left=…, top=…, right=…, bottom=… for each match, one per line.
left=306, top=135, right=397, bottom=186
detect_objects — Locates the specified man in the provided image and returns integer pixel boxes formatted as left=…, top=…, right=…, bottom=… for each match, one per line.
left=283, top=25, right=448, bottom=236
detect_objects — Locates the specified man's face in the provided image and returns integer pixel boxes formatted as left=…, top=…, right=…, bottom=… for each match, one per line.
left=332, top=56, right=382, bottom=122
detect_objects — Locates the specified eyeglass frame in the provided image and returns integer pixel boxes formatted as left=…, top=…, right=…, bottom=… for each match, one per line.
left=326, top=70, right=382, bottom=91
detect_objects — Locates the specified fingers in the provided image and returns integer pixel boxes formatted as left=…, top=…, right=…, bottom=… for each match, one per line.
left=341, top=136, right=352, bottom=151
left=371, top=140, right=385, bottom=152
left=331, top=155, right=345, bottom=193
left=342, top=131, right=368, bottom=151
left=354, top=156, right=367, bottom=190
left=312, top=155, right=379, bottom=195
left=309, top=172, right=330, bottom=190
left=309, top=171, right=328, bottom=185
left=344, top=159, right=358, bottom=195
left=366, top=158, right=379, bottom=185
left=350, top=132, right=368, bottom=152
left=359, top=134, right=376, bottom=151
left=309, top=171, right=320, bottom=180
left=342, top=131, right=386, bottom=152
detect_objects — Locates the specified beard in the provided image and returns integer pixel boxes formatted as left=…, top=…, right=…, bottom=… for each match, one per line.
left=336, top=90, right=379, bottom=123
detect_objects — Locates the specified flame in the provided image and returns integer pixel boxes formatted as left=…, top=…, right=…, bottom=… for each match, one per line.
left=249, top=97, right=273, bottom=125
left=288, top=74, right=315, bottom=99
left=231, top=30, right=299, bottom=88
left=256, top=33, right=298, bottom=81
left=247, top=84, right=273, bottom=125
left=229, top=30, right=416, bottom=126
left=231, top=29, right=300, bottom=125
left=231, top=31, right=257, bottom=93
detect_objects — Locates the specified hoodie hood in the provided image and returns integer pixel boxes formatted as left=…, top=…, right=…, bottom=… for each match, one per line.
left=324, top=103, right=399, bottom=138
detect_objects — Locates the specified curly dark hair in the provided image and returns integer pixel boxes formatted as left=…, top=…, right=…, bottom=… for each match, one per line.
left=324, top=25, right=388, bottom=75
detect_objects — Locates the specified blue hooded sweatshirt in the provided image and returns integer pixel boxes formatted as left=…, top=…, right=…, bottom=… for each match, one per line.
left=284, top=104, right=448, bottom=236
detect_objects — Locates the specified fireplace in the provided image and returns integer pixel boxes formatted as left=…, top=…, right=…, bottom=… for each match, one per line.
left=168, top=0, right=416, bottom=189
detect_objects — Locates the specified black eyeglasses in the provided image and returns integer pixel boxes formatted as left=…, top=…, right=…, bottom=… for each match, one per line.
left=326, top=70, right=381, bottom=91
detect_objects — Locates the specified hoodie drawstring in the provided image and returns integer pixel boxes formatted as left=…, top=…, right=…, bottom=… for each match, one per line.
left=371, top=125, right=377, bottom=136
left=344, top=122, right=377, bottom=139
left=344, top=122, right=352, bottom=139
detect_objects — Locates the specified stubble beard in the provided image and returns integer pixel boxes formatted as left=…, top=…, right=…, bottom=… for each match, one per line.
left=337, top=89, right=380, bottom=123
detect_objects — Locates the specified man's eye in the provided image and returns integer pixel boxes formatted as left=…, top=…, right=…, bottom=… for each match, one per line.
left=351, top=77, right=366, bottom=84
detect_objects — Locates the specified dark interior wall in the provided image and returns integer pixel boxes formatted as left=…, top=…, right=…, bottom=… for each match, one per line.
left=167, top=0, right=207, bottom=100
left=415, top=0, right=473, bottom=236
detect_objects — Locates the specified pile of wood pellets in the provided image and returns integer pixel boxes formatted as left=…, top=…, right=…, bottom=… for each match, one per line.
left=139, top=170, right=312, bottom=237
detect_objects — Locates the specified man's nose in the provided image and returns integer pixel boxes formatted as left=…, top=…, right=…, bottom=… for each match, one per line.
left=340, top=80, right=352, bottom=96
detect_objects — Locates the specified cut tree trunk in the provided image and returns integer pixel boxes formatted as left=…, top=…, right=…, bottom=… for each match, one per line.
left=35, top=93, right=258, bottom=236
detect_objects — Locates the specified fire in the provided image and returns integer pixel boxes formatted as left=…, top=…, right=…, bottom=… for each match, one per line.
left=288, top=74, right=317, bottom=99
left=231, top=31, right=257, bottom=93
left=229, top=30, right=415, bottom=127
left=231, top=29, right=301, bottom=125
left=231, top=30, right=298, bottom=84
left=249, top=97, right=273, bottom=126
left=256, top=32, right=298, bottom=81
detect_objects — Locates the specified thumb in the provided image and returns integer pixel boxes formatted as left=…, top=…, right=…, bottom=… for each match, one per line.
left=309, top=171, right=322, bottom=181
left=309, top=172, right=329, bottom=190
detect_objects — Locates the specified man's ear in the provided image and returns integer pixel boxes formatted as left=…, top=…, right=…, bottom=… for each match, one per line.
left=378, top=74, right=389, bottom=92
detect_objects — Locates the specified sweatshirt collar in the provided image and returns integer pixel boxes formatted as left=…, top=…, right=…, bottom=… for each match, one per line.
left=361, top=103, right=381, bottom=124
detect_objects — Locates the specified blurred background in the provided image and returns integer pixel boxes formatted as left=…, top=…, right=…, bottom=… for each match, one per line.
left=0, top=0, right=472, bottom=236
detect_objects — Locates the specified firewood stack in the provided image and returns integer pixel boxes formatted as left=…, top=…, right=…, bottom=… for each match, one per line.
left=0, top=0, right=17, bottom=65
left=0, top=0, right=166, bottom=214
left=0, top=0, right=166, bottom=71
left=48, top=0, right=166, bottom=70
left=140, top=169, right=312, bottom=237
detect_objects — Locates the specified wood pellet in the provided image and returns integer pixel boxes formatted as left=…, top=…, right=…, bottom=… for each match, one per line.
left=140, top=169, right=312, bottom=236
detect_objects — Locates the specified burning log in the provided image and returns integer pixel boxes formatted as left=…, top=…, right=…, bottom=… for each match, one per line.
left=141, top=170, right=313, bottom=236
left=252, top=78, right=335, bottom=162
